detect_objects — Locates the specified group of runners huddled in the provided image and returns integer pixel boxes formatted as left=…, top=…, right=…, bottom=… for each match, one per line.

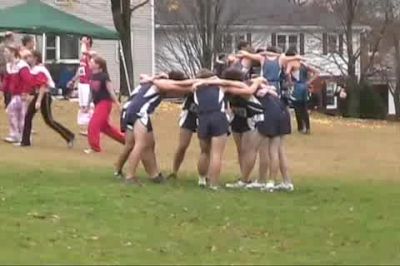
left=117, top=40, right=319, bottom=191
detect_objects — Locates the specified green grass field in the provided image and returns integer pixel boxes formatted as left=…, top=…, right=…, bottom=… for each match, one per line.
left=0, top=101, right=399, bottom=264
left=0, top=165, right=399, bottom=265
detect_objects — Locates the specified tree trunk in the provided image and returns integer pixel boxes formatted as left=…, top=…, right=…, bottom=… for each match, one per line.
left=111, top=0, right=134, bottom=96
left=393, top=33, right=400, bottom=118
left=119, top=29, right=133, bottom=95
left=346, top=0, right=357, bottom=80
left=394, top=85, right=400, bottom=119
left=344, top=0, right=361, bottom=117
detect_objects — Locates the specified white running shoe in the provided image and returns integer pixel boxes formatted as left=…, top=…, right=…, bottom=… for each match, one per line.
left=274, top=182, right=295, bottom=192
left=84, top=148, right=94, bottom=154
left=208, top=185, right=219, bottom=191
left=245, top=181, right=266, bottom=189
left=4, top=136, right=19, bottom=143
left=261, top=181, right=275, bottom=192
left=225, top=180, right=248, bottom=189
left=198, top=177, right=207, bottom=187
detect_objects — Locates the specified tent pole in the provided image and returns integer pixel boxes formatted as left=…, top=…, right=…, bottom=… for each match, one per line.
left=119, top=41, right=132, bottom=95
left=42, top=33, right=46, bottom=63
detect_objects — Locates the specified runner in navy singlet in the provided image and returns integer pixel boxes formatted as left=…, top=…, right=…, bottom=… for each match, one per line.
left=190, top=68, right=267, bottom=190
left=115, top=71, right=196, bottom=185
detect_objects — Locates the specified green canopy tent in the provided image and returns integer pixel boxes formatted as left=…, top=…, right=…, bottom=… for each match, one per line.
left=0, top=0, right=133, bottom=93
left=0, top=0, right=119, bottom=39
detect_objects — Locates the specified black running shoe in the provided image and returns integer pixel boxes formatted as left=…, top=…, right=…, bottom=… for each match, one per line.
left=151, top=173, right=165, bottom=184
left=114, top=170, right=124, bottom=179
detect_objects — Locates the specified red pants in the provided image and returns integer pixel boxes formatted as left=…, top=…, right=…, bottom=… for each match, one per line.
left=88, top=100, right=125, bottom=152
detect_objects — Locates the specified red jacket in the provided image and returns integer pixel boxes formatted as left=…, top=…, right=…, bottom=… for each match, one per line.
left=30, top=64, right=55, bottom=92
left=2, top=60, right=34, bottom=95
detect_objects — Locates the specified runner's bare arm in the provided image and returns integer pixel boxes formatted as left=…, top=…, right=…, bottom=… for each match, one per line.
left=35, top=85, right=46, bottom=110
left=237, top=50, right=264, bottom=64
left=259, top=51, right=281, bottom=57
left=106, top=81, right=120, bottom=105
left=280, top=54, right=306, bottom=67
left=192, top=79, right=247, bottom=90
left=153, top=79, right=198, bottom=93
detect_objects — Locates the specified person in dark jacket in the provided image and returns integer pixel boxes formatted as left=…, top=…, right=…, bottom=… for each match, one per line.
left=286, top=47, right=319, bottom=134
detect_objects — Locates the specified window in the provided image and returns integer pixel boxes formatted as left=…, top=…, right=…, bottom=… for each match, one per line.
left=328, top=34, right=338, bottom=53
left=323, top=33, right=343, bottom=55
left=46, top=35, right=57, bottom=61
left=45, top=35, right=79, bottom=63
left=277, top=35, right=287, bottom=52
left=60, top=35, right=79, bottom=60
left=289, top=35, right=298, bottom=49
left=222, top=33, right=252, bottom=53
left=277, top=34, right=299, bottom=53
left=235, top=33, right=252, bottom=52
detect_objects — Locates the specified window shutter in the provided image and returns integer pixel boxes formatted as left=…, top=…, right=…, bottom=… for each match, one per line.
left=300, top=33, right=305, bottom=55
left=271, top=33, right=277, bottom=47
left=322, top=33, right=328, bottom=55
left=339, top=34, right=344, bottom=55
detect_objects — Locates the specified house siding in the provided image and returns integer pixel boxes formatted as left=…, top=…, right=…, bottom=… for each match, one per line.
left=254, top=30, right=361, bottom=76
left=131, top=0, right=154, bottom=82
left=0, top=0, right=154, bottom=88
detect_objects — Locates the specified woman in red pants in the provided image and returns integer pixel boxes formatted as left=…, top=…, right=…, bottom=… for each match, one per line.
left=85, top=56, right=124, bottom=153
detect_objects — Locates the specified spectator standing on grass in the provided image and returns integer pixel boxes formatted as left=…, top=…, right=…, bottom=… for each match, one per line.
left=285, top=47, right=319, bottom=135
left=336, top=80, right=348, bottom=117
left=67, top=36, right=96, bottom=136
left=2, top=45, right=34, bottom=143
left=0, top=32, right=16, bottom=108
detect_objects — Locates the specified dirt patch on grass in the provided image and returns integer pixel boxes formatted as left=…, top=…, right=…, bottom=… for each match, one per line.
left=0, top=100, right=399, bottom=182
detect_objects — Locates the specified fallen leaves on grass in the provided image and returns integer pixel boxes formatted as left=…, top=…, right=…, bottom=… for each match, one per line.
left=27, top=212, right=61, bottom=222
left=27, top=211, right=46, bottom=220
left=209, top=245, right=217, bottom=252
left=156, top=102, right=181, bottom=114
left=88, top=235, right=99, bottom=241
left=124, top=241, right=132, bottom=247
left=312, top=116, right=390, bottom=130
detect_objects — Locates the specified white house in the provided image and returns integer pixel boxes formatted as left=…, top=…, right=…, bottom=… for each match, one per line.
left=155, top=0, right=368, bottom=111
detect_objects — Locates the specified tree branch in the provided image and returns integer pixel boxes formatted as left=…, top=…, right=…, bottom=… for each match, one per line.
left=131, top=0, right=150, bottom=13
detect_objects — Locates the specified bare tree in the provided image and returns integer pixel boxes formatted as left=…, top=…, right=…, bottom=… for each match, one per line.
left=111, top=0, right=150, bottom=95
left=384, top=0, right=400, bottom=118
left=307, top=0, right=393, bottom=117
left=312, top=0, right=389, bottom=80
left=156, top=0, right=242, bottom=77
